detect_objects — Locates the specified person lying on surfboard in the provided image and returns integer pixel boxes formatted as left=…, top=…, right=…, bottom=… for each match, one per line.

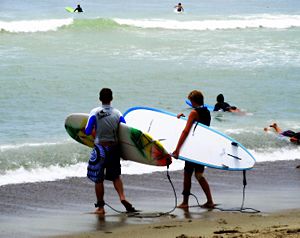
left=172, top=90, right=215, bottom=209
left=264, top=123, right=300, bottom=144
left=85, top=88, right=136, bottom=214
left=213, top=93, right=241, bottom=113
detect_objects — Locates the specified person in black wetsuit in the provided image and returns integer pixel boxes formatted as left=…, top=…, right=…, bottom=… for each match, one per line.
left=213, top=93, right=240, bottom=113
left=74, top=4, right=83, bottom=12
left=172, top=90, right=215, bottom=209
left=174, top=3, right=184, bottom=12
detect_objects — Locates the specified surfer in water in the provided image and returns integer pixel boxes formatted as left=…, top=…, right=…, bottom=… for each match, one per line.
left=213, top=93, right=241, bottom=113
left=264, top=123, right=300, bottom=144
left=172, top=90, right=215, bottom=209
left=85, top=88, right=136, bottom=214
left=174, top=3, right=184, bottom=12
left=74, top=4, right=83, bottom=12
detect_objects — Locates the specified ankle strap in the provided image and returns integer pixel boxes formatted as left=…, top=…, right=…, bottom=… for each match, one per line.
left=95, top=200, right=105, bottom=208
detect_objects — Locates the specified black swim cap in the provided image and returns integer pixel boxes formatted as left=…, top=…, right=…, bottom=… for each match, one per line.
left=217, top=94, right=224, bottom=103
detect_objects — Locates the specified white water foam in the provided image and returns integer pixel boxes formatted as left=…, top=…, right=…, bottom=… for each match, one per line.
left=1, top=146, right=299, bottom=186
left=250, top=147, right=300, bottom=163
left=0, top=160, right=184, bottom=186
left=114, top=14, right=300, bottom=31
left=0, top=18, right=73, bottom=33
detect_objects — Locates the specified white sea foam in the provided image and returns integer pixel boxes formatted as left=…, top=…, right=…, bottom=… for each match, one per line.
left=0, top=160, right=184, bottom=186
left=0, top=18, right=73, bottom=33
left=249, top=147, right=300, bottom=163
left=0, top=163, right=86, bottom=186
left=1, top=147, right=299, bottom=186
left=114, top=14, right=300, bottom=31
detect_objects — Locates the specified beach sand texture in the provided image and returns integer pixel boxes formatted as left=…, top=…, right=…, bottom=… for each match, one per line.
left=0, top=159, right=299, bottom=238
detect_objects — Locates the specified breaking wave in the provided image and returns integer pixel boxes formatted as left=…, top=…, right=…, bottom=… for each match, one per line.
left=1, top=14, right=300, bottom=33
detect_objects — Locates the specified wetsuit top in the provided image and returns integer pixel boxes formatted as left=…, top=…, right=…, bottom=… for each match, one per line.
left=195, top=106, right=211, bottom=126
left=74, top=6, right=83, bottom=12
left=213, top=102, right=231, bottom=112
left=85, top=105, right=125, bottom=144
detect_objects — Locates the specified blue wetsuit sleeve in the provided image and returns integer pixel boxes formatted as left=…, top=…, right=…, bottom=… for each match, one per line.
left=120, top=116, right=126, bottom=124
left=85, top=114, right=96, bottom=135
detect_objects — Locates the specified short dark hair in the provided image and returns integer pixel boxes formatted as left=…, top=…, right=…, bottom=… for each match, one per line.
left=99, top=88, right=113, bottom=103
left=188, top=90, right=204, bottom=106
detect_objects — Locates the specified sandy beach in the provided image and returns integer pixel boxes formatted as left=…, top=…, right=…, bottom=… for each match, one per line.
left=54, top=209, right=300, bottom=238
left=0, top=159, right=299, bottom=238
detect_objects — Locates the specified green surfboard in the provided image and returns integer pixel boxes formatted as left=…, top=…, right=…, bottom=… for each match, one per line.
left=65, top=7, right=74, bottom=13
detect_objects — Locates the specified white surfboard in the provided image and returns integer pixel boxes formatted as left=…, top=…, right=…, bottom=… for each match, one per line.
left=123, top=107, right=255, bottom=171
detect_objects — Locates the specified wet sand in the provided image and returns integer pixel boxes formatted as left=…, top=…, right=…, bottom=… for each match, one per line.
left=0, top=159, right=299, bottom=237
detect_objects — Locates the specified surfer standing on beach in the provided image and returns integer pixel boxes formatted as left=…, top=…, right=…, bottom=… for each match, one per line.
left=85, top=88, right=136, bottom=214
left=172, top=90, right=215, bottom=209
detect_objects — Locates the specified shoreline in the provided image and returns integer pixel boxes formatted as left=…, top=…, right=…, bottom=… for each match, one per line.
left=0, top=159, right=299, bottom=237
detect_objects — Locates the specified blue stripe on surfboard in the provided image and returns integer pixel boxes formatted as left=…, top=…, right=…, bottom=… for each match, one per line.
left=123, top=106, right=256, bottom=170
left=185, top=99, right=214, bottom=112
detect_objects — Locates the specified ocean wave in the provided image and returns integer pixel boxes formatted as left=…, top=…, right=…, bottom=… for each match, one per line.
left=251, top=147, right=300, bottom=163
left=2, top=14, right=300, bottom=33
left=0, top=160, right=184, bottom=186
left=0, top=18, right=73, bottom=33
left=0, top=141, right=71, bottom=152
left=0, top=163, right=86, bottom=186
left=1, top=146, right=299, bottom=186
left=114, top=14, right=300, bottom=30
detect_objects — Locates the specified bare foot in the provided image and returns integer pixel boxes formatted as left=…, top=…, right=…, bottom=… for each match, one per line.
left=94, top=207, right=105, bottom=215
left=200, top=202, right=216, bottom=209
left=177, top=203, right=189, bottom=209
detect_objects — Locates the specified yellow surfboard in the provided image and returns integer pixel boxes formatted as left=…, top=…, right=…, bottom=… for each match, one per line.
left=65, top=7, right=74, bottom=13
left=65, top=113, right=171, bottom=166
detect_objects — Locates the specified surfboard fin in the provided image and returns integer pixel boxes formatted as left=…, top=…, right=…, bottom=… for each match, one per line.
left=231, top=142, right=238, bottom=147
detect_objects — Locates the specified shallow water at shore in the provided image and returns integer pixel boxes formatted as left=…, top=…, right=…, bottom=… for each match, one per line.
left=0, top=159, right=299, bottom=237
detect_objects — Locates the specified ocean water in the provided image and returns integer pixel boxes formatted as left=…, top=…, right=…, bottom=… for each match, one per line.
left=1, top=0, right=300, bottom=186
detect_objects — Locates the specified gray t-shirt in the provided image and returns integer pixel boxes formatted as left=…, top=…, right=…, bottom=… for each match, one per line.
left=86, top=104, right=122, bottom=144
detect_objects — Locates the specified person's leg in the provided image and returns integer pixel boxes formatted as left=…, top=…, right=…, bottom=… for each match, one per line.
left=113, top=176, right=126, bottom=201
left=95, top=182, right=105, bottom=214
left=112, top=176, right=136, bottom=212
left=177, top=171, right=192, bottom=208
left=195, top=171, right=214, bottom=208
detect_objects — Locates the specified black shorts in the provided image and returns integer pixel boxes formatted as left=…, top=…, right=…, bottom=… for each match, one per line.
left=87, top=144, right=121, bottom=183
left=184, top=161, right=205, bottom=175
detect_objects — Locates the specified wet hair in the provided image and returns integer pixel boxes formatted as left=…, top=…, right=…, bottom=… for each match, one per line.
left=216, top=94, right=224, bottom=103
left=188, top=90, right=204, bottom=106
left=99, top=88, right=113, bottom=103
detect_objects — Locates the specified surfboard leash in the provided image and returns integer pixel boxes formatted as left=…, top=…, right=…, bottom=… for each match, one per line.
left=188, top=170, right=260, bottom=213
left=104, top=165, right=178, bottom=218
left=216, top=170, right=260, bottom=213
